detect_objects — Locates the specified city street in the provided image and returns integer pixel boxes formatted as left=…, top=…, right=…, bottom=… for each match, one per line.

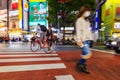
left=0, top=0, right=120, bottom=80
left=0, top=42, right=120, bottom=80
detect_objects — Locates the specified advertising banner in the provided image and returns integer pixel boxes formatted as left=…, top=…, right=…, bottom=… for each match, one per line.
left=115, top=4, right=120, bottom=19
left=29, top=0, right=47, bottom=27
left=23, top=0, right=28, bottom=30
left=104, top=4, right=112, bottom=38
left=29, top=0, right=46, bottom=2
left=18, top=0, right=22, bottom=29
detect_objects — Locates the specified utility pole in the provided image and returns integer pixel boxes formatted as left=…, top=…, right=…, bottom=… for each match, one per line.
left=27, top=0, right=30, bottom=33
left=7, top=0, right=10, bottom=31
left=95, top=0, right=106, bottom=41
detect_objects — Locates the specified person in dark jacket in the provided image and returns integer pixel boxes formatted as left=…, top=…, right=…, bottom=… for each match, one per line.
left=46, top=26, right=56, bottom=53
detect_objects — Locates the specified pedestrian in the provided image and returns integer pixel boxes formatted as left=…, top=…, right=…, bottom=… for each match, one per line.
left=4, top=35, right=10, bottom=43
left=75, top=5, right=93, bottom=74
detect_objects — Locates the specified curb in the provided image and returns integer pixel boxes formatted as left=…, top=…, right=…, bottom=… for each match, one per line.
left=92, top=49, right=116, bottom=54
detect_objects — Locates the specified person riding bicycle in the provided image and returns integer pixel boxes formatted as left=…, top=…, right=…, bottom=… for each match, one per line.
left=46, top=26, right=56, bottom=53
left=36, top=24, right=47, bottom=46
left=31, top=32, right=37, bottom=43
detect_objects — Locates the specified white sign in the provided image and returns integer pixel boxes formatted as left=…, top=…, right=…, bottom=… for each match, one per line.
left=0, top=27, right=7, bottom=31
left=9, top=10, right=19, bottom=16
left=12, top=0, right=18, bottom=3
left=114, top=23, right=120, bottom=29
left=61, top=27, right=74, bottom=30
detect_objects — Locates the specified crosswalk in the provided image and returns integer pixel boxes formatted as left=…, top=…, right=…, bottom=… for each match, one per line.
left=0, top=52, right=75, bottom=80
left=0, top=52, right=66, bottom=72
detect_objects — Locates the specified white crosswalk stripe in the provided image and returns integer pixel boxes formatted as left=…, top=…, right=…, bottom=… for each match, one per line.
left=0, top=57, right=61, bottom=63
left=0, top=54, right=58, bottom=57
left=0, top=52, right=75, bottom=80
left=0, top=52, right=65, bottom=72
left=55, top=75, right=75, bottom=80
left=0, top=63, right=66, bottom=73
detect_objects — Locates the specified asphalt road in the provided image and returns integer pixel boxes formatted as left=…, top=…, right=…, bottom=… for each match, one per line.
left=0, top=49, right=119, bottom=80
left=0, top=42, right=80, bottom=52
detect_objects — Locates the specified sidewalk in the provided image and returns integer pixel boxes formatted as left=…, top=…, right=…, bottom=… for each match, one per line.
left=93, top=45, right=110, bottom=50
left=92, top=45, right=117, bottom=54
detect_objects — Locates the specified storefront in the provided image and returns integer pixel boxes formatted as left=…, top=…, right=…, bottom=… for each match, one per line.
left=60, top=27, right=74, bottom=40
left=8, top=0, right=28, bottom=38
left=0, top=27, right=7, bottom=36
left=9, top=10, right=19, bottom=29
left=102, top=0, right=120, bottom=39
left=0, top=9, right=7, bottom=37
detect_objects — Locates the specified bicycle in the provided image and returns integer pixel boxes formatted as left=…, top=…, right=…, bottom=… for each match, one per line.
left=30, top=37, right=53, bottom=53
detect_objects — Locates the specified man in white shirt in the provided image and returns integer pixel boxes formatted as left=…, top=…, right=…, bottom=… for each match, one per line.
left=36, top=24, right=46, bottom=46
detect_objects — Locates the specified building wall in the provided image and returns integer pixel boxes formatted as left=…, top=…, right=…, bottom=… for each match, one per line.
left=102, top=0, right=120, bottom=39
left=0, top=0, right=7, bottom=10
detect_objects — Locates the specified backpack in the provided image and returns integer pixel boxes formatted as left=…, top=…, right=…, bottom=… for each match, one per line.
left=40, top=25, right=47, bottom=32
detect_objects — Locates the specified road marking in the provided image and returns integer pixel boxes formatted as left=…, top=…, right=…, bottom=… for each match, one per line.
left=0, top=57, right=61, bottom=63
left=0, top=52, right=46, bottom=54
left=0, top=54, right=58, bottom=57
left=92, top=49, right=116, bottom=54
left=55, top=75, right=75, bottom=80
left=0, top=63, right=66, bottom=73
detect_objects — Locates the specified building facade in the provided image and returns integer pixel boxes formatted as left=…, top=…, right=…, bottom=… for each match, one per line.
left=0, top=0, right=7, bottom=37
left=102, top=0, right=120, bottom=40
left=0, top=0, right=28, bottom=38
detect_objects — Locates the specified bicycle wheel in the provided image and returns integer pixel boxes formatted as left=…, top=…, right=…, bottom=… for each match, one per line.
left=43, top=41, right=53, bottom=53
left=30, top=41, right=39, bottom=52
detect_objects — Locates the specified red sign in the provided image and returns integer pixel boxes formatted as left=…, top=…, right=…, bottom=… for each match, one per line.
left=105, top=9, right=110, bottom=16
left=116, top=7, right=120, bottom=14
left=59, top=0, right=71, bottom=3
left=12, top=0, right=18, bottom=10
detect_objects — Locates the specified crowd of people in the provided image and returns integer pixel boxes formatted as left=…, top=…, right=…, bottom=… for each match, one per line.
left=0, top=36, right=24, bottom=43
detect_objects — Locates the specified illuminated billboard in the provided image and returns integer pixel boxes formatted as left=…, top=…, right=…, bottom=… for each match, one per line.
left=22, top=0, right=28, bottom=30
left=29, top=0, right=48, bottom=27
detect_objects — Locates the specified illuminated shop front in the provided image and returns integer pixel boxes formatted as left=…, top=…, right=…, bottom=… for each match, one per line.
left=60, top=27, right=74, bottom=40
left=102, top=0, right=120, bottom=39
left=0, top=9, right=7, bottom=36
left=3, top=0, right=47, bottom=37
left=7, top=0, right=21, bottom=37
left=7, top=0, right=28, bottom=38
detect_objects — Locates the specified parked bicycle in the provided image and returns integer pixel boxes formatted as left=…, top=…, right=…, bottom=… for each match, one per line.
left=30, top=36, right=53, bottom=53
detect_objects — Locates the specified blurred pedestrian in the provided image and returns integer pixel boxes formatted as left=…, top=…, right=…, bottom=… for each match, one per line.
left=4, top=35, right=10, bottom=43
left=0, top=36, right=3, bottom=43
left=19, top=37, right=22, bottom=41
left=75, top=5, right=93, bottom=74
